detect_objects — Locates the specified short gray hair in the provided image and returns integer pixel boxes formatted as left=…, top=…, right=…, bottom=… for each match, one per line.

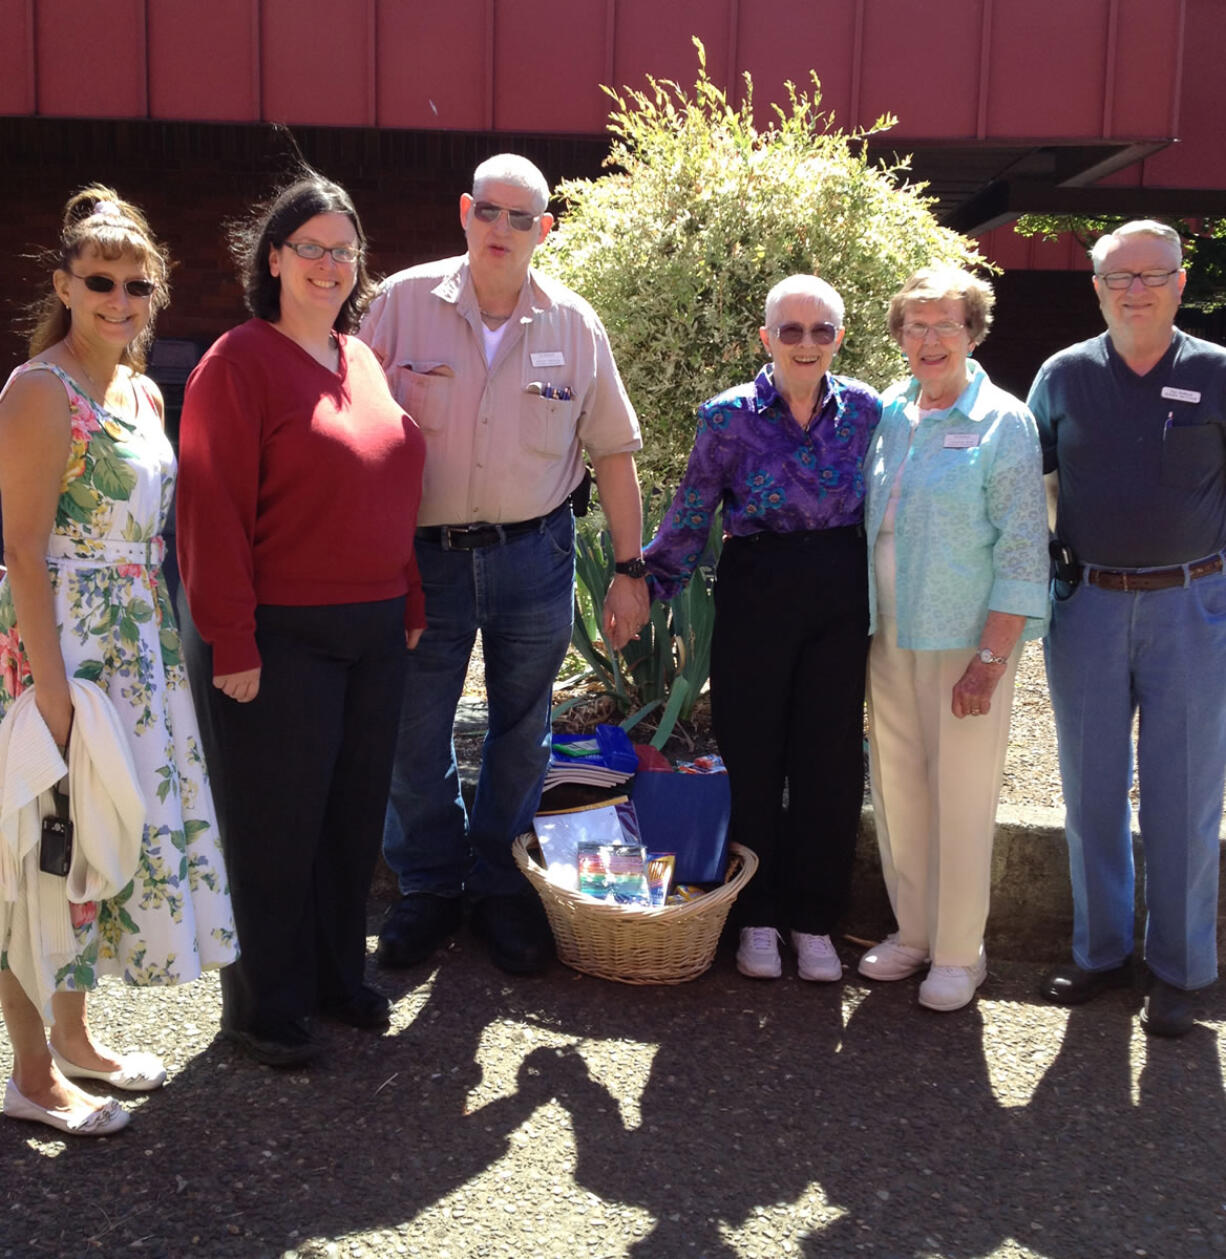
left=763, top=274, right=846, bottom=329
left=1090, top=220, right=1183, bottom=271
left=472, top=154, right=550, bottom=216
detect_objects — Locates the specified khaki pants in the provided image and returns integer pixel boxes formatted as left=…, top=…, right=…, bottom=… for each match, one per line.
left=865, top=617, right=1019, bottom=967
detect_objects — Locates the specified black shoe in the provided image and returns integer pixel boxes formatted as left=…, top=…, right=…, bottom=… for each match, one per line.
left=1039, top=958, right=1135, bottom=1005
left=376, top=893, right=463, bottom=969
left=319, top=985, right=392, bottom=1031
left=469, top=894, right=553, bottom=975
left=223, top=1019, right=323, bottom=1068
left=1141, top=977, right=1196, bottom=1038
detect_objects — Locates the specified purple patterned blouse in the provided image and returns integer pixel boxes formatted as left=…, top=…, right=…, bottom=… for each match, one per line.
left=644, top=365, right=881, bottom=601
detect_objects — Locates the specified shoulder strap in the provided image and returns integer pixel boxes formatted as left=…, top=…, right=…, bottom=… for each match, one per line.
left=2, top=359, right=87, bottom=410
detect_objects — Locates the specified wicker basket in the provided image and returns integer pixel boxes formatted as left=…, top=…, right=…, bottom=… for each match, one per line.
left=513, top=834, right=758, bottom=984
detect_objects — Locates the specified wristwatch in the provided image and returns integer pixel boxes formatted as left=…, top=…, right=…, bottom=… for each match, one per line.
left=614, top=557, right=648, bottom=579
left=977, top=647, right=1008, bottom=666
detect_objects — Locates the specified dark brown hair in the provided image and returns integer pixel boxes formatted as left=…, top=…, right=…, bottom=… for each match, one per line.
left=230, top=170, right=374, bottom=334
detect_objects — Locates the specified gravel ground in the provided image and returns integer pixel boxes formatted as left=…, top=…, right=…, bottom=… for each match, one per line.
left=2, top=931, right=1223, bottom=1259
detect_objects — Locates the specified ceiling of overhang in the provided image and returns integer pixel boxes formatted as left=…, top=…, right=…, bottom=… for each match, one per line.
left=892, top=140, right=1226, bottom=235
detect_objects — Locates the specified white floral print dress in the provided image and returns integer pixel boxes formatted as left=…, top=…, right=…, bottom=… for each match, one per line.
left=0, top=361, right=237, bottom=992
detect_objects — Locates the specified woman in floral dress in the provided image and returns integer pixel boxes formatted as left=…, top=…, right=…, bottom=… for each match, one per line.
left=0, top=187, right=237, bottom=1136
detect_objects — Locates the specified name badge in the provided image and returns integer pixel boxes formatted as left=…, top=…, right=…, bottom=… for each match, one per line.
left=1161, top=386, right=1201, bottom=403
left=531, top=351, right=566, bottom=368
left=944, top=433, right=980, bottom=449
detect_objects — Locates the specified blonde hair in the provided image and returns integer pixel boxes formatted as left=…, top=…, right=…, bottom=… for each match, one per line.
left=887, top=266, right=995, bottom=346
left=29, top=185, right=171, bottom=370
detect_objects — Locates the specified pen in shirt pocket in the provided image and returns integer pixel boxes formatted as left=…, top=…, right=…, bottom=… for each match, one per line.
left=525, top=381, right=574, bottom=401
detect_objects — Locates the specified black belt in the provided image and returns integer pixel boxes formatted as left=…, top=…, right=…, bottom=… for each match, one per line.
left=417, top=501, right=568, bottom=551
left=731, top=522, right=865, bottom=546
left=1086, top=553, right=1224, bottom=592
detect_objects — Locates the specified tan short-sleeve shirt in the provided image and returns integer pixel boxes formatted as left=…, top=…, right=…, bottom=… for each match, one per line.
left=358, top=256, right=641, bottom=527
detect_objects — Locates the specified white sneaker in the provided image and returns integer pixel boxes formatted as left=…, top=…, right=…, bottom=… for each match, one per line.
left=791, top=932, right=843, bottom=982
left=857, top=933, right=929, bottom=981
left=918, top=955, right=988, bottom=1011
left=736, top=927, right=782, bottom=979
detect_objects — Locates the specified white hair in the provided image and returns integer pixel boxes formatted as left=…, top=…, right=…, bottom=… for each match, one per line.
left=1090, top=220, right=1183, bottom=271
left=764, top=274, right=846, bottom=329
left=472, top=154, right=550, bottom=215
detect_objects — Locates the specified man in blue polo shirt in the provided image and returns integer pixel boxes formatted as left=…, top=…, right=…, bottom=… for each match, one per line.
left=1030, top=220, right=1226, bottom=1037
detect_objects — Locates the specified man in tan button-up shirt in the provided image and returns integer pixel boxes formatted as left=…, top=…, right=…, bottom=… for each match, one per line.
left=360, top=154, right=648, bottom=975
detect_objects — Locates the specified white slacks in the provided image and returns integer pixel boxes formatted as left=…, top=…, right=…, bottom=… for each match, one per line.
left=865, top=617, right=1019, bottom=966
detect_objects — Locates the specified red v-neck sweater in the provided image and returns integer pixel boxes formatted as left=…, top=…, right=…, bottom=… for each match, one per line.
left=177, top=318, right=426, bottom=675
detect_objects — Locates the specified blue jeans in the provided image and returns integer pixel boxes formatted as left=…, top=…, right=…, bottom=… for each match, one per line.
left=1045, top=569, right=1226, bottom=989
left=383, top=506, right=575, bottom=899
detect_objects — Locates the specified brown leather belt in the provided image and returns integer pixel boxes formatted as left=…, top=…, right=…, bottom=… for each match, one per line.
left=1086, top=554, right=1224, bottom=592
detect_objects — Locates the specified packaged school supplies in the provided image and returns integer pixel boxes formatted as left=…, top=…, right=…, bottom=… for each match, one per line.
left=575, top=842, right=652, bottom=906
left=674, top=754, right=726, bottom=774
left=646, top=853, right=675, bottom=907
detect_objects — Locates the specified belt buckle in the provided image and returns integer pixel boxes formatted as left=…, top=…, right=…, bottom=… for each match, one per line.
left=441, top=523, right=500, bottom=551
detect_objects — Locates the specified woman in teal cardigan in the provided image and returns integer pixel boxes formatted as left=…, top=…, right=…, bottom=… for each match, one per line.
left=858, top=267, right=1049, bottom=1012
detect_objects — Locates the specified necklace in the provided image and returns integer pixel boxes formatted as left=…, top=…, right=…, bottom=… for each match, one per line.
left=479, top=310, right=512, bottom=325
left=63, top=341, right=112, bottom=405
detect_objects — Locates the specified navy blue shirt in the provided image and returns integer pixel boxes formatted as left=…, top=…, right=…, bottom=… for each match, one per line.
left=1029, top=330, right=1226, bottom=567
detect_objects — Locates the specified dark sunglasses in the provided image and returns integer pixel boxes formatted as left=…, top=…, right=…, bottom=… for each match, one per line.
left=470, top=200, right=540, bottom=232
left=71, top=271, right=157, bottom=298
left=772, top=321, right=838, bottom=346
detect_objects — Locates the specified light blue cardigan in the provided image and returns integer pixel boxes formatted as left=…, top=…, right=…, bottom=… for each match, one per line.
left=865, top=360, right=1050, bottom=650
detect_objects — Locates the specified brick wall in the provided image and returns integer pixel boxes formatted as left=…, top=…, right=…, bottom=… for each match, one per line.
left=1, top=117, right=609, bottom=380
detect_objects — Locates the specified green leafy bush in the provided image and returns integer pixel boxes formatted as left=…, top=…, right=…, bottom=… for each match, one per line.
left=538, top=39, right=986, bottom=487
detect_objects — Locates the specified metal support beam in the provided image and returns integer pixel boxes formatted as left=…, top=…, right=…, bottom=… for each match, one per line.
left=945, top=177, right=1226, bottom=235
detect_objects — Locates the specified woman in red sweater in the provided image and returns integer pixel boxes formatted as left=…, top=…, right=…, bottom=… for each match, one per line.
left=177, top=172, right=425, bottom=1067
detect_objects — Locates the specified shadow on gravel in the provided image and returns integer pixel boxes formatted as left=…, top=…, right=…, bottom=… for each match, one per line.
left=1, top=932, right=1224, bottom=1257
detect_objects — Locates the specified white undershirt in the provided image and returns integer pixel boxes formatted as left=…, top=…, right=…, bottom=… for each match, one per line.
left=875, top=401, right=941, bottom=621
left=482, top=321, right=509, bottom=363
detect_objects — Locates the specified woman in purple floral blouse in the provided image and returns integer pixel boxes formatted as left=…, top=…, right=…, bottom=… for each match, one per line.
left=644, top=274, right=881, bottom=983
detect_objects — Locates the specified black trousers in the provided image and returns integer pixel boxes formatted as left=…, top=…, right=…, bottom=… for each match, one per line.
left=181, top=597, right=407, bottom=1036
left=711, top=526, right=869, bottom=934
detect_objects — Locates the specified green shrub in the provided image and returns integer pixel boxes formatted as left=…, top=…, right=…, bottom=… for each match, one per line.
left=538, top=39, right=987, bottom=487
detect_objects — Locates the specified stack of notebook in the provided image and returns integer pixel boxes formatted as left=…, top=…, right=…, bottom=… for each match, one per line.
left=542, top=723, right=639, bottom=791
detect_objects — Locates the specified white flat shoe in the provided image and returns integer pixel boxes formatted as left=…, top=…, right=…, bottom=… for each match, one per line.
left=50, top=1046, right=167, bottom=1092
left=4, top=1078, right=129, bottom=1136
